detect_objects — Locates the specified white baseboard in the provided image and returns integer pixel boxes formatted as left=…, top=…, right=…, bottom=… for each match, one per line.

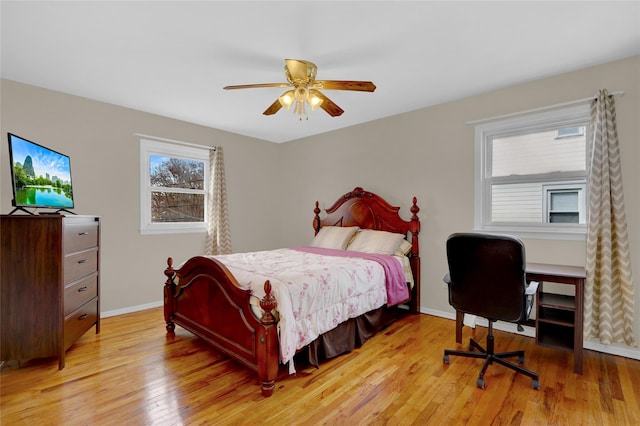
left=583, top=340, right=640, bottom=360
left=102, top=300, right=163, bottom=318
left=421, top=307, right=640, bottom=361
left=421, top=307, right=536, bottom=338
left=101, top=302, right=640, bottom=361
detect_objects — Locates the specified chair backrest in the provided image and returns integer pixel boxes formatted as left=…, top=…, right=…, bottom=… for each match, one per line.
left=446, top=233, right=527, bottom=322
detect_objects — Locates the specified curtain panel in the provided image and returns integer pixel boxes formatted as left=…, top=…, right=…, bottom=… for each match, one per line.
left=584, top=89, right=636, bottom=347
left=205, top=147, right=232, bottom=255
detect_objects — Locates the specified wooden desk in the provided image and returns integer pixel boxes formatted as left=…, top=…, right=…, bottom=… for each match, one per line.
left=455, top=262, right=586, bottom=374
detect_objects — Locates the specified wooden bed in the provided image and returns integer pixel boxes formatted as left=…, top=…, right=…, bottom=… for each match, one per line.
left=163, top=187, right=421, bottom=396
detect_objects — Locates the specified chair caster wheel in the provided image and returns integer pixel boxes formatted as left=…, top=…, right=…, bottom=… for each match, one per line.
left=531, top=379, right=540, bottom=390
left=476, top=378, right=485, bottom=389
left=443, top=354, right=450, bottom=364
left=518, top=355, right=525, bottom=364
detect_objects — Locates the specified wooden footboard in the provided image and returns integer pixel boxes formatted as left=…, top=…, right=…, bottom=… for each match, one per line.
left=163, top=256, right=279, bottom=396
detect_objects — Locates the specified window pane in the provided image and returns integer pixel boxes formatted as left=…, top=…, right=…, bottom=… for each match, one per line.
left=491, top=183, right=542, bottom=223
left=150, top=155, right=204, bottom=189
left=550, top=191, right=578, bottom=211
left=492, top=128, right=586, bottom=177
left=151, top=192, right=204, bottom=223
left=556, top=127, right=584, bottom=138
left=549, top=212, right=579, bottom=223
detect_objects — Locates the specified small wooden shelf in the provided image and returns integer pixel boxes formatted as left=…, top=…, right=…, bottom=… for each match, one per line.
left=538, top=306, right=574, bottom=326
left=537, top=322, right=575, bottom=350
left=538, top=293, right=575, bottom=311
left=528, top=262, right=585, bottom=374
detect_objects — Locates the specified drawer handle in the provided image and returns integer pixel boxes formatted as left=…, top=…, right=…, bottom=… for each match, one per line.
left=78, top=313, right=88, bottom=320
left=78, top=232, right=89, bottom=236
left=77, top=259, right=88, bottom=264
left=78, top=286, right=88, bottom=292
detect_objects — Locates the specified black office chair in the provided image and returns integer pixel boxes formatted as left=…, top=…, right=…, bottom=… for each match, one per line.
left=442, top=233, right=540, bottom=390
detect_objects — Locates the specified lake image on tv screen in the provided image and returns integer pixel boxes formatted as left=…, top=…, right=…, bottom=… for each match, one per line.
left=11, top=136, right=73, bottom=208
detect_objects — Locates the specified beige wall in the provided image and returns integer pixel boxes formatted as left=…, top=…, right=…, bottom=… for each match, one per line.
left=0, top=79, right=281, bottom=312
left=277, top=55, right=640, bottom=350
left=1, top=55, right=638, bottom=351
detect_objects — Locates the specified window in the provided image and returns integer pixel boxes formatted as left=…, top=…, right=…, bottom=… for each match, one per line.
left=474, top=105, right=590, bottom=240
left=140, top=139, right=209, bottom=234
left=543, top=183, right=586, bottom=224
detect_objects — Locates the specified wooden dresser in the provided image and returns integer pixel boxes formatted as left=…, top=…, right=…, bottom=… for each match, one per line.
left=1, top=214, right=100, bottom=369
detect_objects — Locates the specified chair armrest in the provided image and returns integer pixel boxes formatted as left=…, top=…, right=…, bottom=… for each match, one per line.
left=524, top=281, right=539, bottom=319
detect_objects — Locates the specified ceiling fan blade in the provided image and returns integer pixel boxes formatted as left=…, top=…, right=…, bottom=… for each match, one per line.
left=263, top=98, right=283, bottom=115
left=224, top=83, right=290, bottom=90
left=285, top=59, right=310, bottom=81
left=313, top=80, right=376, bottom=92
left=309, top=89, right=344, bottom=117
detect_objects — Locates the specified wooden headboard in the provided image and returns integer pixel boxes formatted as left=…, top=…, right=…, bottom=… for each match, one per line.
left=312, top=187, right=421, bottom=313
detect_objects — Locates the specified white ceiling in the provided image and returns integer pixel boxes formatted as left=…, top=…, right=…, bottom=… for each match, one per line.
left=1, top=1, right=639, bottom=143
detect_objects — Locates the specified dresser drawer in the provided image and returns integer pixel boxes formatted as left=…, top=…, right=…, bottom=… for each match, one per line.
left=64, top=298, right=98, bottom=350
left=64, top=220, right=99, bottom=254
left=64, top=248, right=98, bottom=284
left=64, top=275, right=98, bottom=316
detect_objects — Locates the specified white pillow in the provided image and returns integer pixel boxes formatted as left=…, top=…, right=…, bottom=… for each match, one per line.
left=394, top=239, right=413, bottom=257
left=347, top=229, right=405, bottom=255
left=310, top=226, right=360, bottom=250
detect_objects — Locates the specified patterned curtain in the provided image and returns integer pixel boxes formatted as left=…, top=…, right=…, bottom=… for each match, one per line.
left=205, top=147, right=232, bottom=255
left=584, top=89, right=636, bottom=346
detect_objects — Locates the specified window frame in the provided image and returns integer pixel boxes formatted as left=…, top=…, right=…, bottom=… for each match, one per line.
left=139, top=139, right=209, bottom=235
left=474, top=104, right=590, bottom=240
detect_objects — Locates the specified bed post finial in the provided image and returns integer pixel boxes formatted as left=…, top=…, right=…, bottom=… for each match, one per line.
left=313, top=201, right=321, bottom=235
left=410, top=197, right=419, bottom=218
left=410, top=197, right=420, bottom=228
left=259, top=280, right=278, bottom=325
left=164, top=257, right=175, bottom=281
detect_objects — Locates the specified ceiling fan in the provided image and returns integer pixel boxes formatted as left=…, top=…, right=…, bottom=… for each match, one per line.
left=223, top=59, right=376, bottom=119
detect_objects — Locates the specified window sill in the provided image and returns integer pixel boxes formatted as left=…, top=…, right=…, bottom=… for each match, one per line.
left=474, top=224, right=586, bottom=241
left=140, top=224, right=207, bottom=235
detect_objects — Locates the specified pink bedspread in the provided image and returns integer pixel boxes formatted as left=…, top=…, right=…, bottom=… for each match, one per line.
left=291, top=246, right=410, bottom=306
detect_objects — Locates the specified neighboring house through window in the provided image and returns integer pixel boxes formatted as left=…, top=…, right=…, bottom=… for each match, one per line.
left=140, top=138, right=209, bottom=234
left=474, top=104, right=590, bottom=240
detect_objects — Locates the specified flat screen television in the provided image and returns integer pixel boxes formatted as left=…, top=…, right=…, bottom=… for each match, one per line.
left=7, top=133, right=75, bottom=214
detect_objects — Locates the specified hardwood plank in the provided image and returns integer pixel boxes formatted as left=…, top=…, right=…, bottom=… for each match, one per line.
left=2, top=307, right=639, bottom=425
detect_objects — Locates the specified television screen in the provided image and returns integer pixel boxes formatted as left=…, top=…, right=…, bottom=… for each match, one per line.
left=7, top=133, right=75, bottom=210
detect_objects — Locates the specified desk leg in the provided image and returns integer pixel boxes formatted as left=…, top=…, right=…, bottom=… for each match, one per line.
left=574, top=278, right=584, bottom=374
left=456, top=311, right=463, bottom=344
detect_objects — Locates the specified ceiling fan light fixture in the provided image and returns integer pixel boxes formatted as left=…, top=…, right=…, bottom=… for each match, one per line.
left=293, top=100, right=306, bottom=118
left=278, top=90, right=295, bottom=109
left=308, top=94, right=323, bottom=111
left=294, top=87, right=308, bottom=102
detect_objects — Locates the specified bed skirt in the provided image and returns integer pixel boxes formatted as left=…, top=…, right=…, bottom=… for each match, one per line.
left=299, top=307, right=400, bottom=367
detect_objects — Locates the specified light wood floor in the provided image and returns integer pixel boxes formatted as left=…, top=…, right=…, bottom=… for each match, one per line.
left=2, top=307, right=639, bottom=425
